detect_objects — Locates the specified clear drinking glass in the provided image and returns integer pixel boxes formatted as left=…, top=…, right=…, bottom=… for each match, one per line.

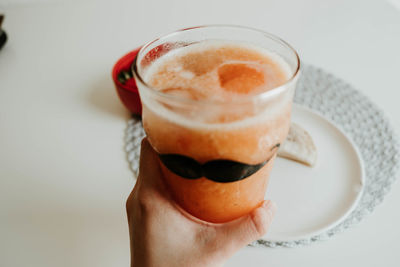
left=133, top=25, right=300, bottom=223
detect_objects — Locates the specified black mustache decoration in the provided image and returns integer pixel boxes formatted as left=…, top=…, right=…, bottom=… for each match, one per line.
left=159, top=143, right=280, bottom=183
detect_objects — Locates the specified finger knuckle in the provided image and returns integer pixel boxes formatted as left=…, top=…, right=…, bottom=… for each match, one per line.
left=137, top=190, right=158, bottom=213
left=250, top=209, right=269, bottom=237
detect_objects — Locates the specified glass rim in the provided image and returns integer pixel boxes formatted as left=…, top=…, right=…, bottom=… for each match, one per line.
left=133, top=24, right=301, bottom=105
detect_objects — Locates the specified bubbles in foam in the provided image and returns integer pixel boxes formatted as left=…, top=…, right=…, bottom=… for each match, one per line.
left=142, top=40, right=294, bottom=129
left=145, top=40, right=290, bottom=100
left=160, top=87, right=206, bottom=100
left=179, top=70, right=195, bottom=79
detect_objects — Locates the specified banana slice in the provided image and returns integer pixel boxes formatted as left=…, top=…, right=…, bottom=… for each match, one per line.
left=278, top=123, right=317, bottom=167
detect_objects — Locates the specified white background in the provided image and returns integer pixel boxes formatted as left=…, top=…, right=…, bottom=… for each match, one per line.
left=0, top=0, right=399, bottom=266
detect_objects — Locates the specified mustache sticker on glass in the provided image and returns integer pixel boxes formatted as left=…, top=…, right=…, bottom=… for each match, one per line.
left=158, top=143, right=280, bottom=183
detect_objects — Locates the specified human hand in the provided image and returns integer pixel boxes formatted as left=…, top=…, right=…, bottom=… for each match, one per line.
left=126, top=138, right=276, bottom=267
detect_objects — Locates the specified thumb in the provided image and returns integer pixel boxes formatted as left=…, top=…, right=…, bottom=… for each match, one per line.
left=216, top=200, right=277, bottom=256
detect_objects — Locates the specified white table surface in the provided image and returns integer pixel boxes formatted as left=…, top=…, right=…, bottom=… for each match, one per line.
left=1, top=0, right=399, bottom=266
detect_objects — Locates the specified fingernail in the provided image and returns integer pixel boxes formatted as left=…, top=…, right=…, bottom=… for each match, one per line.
left=262, top=200, right=271, bottom=208
left=263, top=200, right=277, bottom=214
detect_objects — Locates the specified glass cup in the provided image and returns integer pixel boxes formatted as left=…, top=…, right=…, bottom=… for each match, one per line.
left=133, top=25, right=300, bottom=223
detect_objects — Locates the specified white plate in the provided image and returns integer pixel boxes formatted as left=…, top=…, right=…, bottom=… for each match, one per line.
left=125, top=65, right=400, bottom=247
left=264, top=105, right=364, bottom=242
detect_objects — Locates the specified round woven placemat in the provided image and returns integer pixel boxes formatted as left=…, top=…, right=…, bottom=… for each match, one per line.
left=124, top=64, right=400, bottom=247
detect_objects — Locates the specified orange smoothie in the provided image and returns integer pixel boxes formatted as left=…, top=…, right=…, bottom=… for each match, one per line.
left=140, top=40, right=294, bottom=223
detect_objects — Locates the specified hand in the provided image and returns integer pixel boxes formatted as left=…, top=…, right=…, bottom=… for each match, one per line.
left=126, top=138, right=276, bottom=267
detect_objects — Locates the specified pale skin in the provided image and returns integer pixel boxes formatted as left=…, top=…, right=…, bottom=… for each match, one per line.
left=126, top=139, right=277, bottom=267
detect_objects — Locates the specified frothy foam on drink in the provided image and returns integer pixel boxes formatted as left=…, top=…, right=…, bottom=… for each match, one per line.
left=141, top=40, right=294, bottom=129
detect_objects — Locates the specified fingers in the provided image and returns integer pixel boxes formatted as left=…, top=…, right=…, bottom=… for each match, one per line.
left=249, top=200, right=277, bottom=238
left=216, top=200, right=277, bottom=256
